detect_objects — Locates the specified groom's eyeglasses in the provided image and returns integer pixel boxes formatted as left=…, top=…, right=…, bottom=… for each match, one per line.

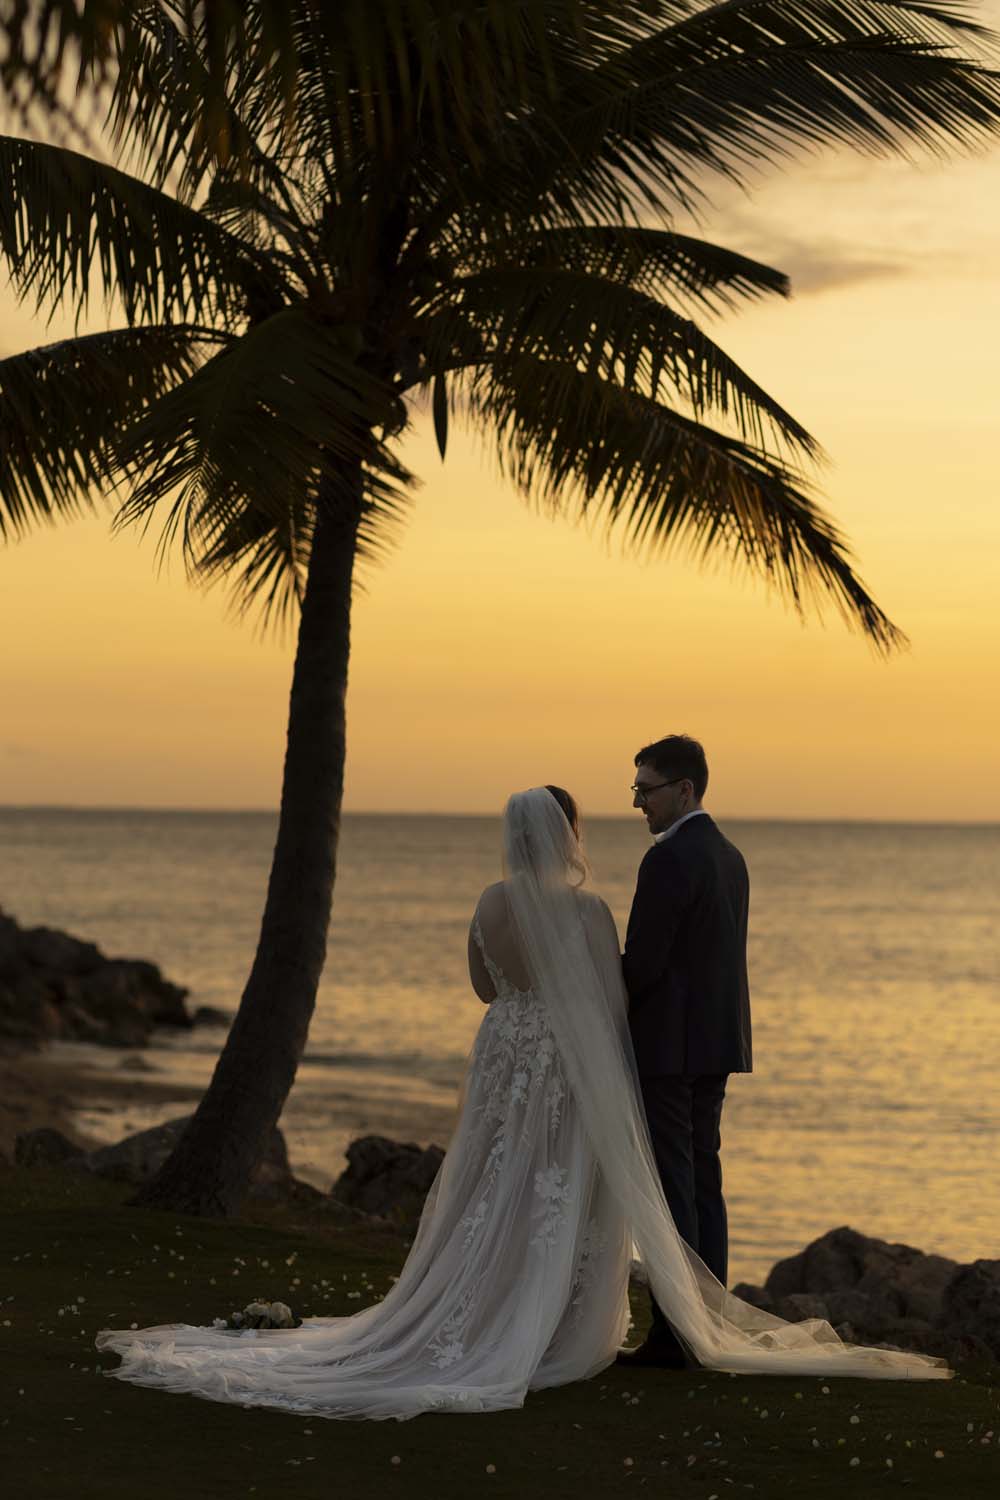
left=630, top=778, right=684, bottom=805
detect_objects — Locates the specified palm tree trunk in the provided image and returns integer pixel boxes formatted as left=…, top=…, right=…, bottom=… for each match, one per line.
left=131, top=467, right=362, bottom=1216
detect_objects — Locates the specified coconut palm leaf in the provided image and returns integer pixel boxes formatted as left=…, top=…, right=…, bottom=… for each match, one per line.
left=465, top=354, right=904, bottom=652
left=105, top=3, right=303, bottom=206
left=0, top=323, right=213, bottom=537
left=450, top=266, right=820, bottom=457
left=112, top=307, right=407, bottom=565
left=185, top=447, right=417, bottom=633
left=469, top=227, right=792, bottom=316
left=0, top=135, right=280, bottom=326
left=547, top=1, right=1000, bottom=216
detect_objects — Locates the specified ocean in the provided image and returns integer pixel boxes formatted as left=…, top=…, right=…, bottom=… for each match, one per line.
left=2, top=807, right=998, bottom=1285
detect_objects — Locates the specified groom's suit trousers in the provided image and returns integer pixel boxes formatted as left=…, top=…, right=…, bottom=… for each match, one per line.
left=641, top=1073, right=729, bottom=1351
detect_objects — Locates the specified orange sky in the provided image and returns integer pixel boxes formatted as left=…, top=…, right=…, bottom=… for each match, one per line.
left=2, top=27, right=999, bottom=822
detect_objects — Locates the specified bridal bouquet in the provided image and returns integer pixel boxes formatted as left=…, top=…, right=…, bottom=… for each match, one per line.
left=213, top=1300, right=301, bottom=1331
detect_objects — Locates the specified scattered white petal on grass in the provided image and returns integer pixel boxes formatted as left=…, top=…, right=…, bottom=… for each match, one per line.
left=812, top=1439, right=820, bottom=1449
left=967, top=1423, right=974, bottom=1432
left=485, top=1464, right=496, bottom=1474
left=934, top=1451, right=944, bottom=1459
left=886, top=1459, right=894, bottom=1468
left=390, top=1456, right=401, bottom=1466
left=821, top=1386, right=830, bottom=1394
left=849, top=1457, right=860, bottom=1468
left=759, top=1410, right=769, bottom=1419
left=623, top=1458, right=633, bottom=1468
left=850, top=1415, right=860, bottom=1425
left=794, top=1392, right=803, bottom=1400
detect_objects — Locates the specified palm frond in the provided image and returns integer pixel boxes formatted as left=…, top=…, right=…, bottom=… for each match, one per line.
left=0, top=323, right=213, bottom=538
left=0, top=134, right=281, bottom=326
left=112, top=307, right=407, bottom=575
left=106, top=4, right=301, bottom=205
left=468, top=226, right=791, bottom=317
left=288, top=0, right=625, bottom=182
left=184, top=444, right=417, bottom=634
left=448, top=267, right=819, bottom=458
left=463, top=354, right=905, bottom=653
left=545, top=0, right=1000, bottom=218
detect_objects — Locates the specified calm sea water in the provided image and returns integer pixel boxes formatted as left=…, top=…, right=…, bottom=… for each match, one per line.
left=2, top=808, right=998, bottom=1284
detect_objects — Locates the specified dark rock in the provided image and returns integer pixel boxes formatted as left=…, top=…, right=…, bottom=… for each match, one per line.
left=191, top=1006, right=231, bottom=1028
left=331, top=1134, right=445, bottom=1225
left=938, top=1260, right=1000, bottom=1358
left=731, top=1282, right=775, bottom=1314
left=764, top=1226, right=958, bottom=1323
left=772, top=1292, right=831, bottom=1324
left=734, top=1227, right=999, bottom=1367
left=0, top=912, right=20, bottom=975
left=822, top=1287, right=904, bottom=1339
left=75, top=1114, right=291, bottom=1190
left=19, top=927, right=102, bottom=976
left=0, top=905, right=190, bottom=1049
left=14, top=1127, right=85, bottom=1167
left=767, top=1225, right=907, bottom=1298
left=118, top=1054, right=157, bottom=1073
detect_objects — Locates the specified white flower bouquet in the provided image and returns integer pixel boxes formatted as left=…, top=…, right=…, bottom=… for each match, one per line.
left=213, top=1299, right=301, bottom=1331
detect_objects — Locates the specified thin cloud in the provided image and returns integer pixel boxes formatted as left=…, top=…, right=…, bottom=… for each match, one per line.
left=733, top=234, right=908, bottom=296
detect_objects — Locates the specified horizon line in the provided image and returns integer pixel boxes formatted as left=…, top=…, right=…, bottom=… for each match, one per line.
left=0, top=802, right=997, bottom=830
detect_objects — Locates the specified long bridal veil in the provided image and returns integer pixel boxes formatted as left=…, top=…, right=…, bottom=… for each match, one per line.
left=504, top=788, right=948, bottom=1380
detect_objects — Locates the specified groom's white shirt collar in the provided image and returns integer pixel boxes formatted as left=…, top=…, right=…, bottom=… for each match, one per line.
left=654, top=808, right=709, bottom=843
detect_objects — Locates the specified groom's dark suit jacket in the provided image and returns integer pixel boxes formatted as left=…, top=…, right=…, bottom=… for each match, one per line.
left=624, top=813, right=752, bottom=1077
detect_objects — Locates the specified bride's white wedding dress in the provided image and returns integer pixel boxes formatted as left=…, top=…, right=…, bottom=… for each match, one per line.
left=97, top=789, right=948, bottom=1418
left=95, top=892, right=632, bottom=1417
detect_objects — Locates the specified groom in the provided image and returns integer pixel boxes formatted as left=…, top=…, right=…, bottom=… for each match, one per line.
left=617, top=734, right=752, bottom=1369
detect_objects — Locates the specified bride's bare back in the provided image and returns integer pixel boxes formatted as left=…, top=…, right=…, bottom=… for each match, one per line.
left=468, top=880, right=534, bottom=1000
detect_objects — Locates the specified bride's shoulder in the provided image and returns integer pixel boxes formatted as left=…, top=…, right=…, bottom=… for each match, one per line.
left=576, top=886, right=609, bottom=912
left=576, top=888, right=616, bottom=926
left=476, top=881, right=506, bottom=914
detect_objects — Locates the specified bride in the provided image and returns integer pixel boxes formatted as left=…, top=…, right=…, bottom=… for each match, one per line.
left=96, top=787, right=948, bottom=1417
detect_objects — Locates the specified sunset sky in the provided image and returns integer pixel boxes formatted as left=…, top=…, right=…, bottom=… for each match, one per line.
left=1, top=12, right=998, bottom=822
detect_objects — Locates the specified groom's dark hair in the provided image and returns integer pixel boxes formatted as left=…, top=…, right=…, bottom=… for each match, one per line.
left=634, top=735, right=709, bottom=801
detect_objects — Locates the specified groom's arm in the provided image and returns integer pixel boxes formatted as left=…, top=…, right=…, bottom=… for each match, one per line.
left=622, top=846, right=690, bottom=1003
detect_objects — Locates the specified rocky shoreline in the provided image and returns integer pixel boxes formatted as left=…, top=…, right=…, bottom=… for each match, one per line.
left=731, top=1225, right=999, bottom=1368
left=0, top=904, right=228, bottom=1050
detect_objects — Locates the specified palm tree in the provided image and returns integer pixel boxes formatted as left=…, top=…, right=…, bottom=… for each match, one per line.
left=3, top=2, right=999, bottom=1215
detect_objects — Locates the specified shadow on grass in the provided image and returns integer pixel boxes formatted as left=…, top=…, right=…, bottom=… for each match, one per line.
left=1, top=1164, right=997, bottom=1500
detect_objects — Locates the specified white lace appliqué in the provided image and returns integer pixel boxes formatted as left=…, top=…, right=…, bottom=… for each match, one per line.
left=428, top=1287, right=476, bottom=1369
left=570, top=1216, right=609, bottom=1324
left=531, top=1164, right=570, bottom=1248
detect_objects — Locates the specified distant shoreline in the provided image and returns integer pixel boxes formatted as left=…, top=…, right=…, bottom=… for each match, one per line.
left=2, top=804, right=998, bottom=829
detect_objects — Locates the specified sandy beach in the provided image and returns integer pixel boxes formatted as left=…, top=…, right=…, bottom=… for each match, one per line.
left=0, top=1043, right=204, bottom=1159
left=0, top=1039, right=459, bottom=1190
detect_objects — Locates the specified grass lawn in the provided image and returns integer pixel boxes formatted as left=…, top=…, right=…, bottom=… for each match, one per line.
left=1, top=1164, right=997, bottom=1500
